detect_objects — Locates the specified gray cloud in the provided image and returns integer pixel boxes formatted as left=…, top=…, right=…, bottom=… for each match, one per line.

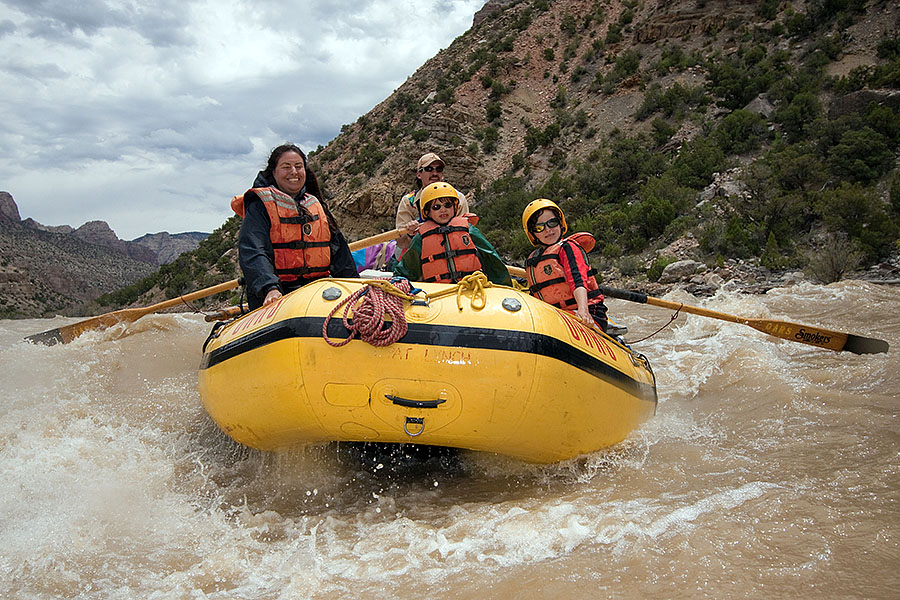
left=0, top=0, right=482, bottom=238
left=5, top=0, right=196, bottom=45
left=0, top=59, right=68, bottom=79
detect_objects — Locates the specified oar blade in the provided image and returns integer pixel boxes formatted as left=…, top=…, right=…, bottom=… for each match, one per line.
left=842, top=334, right=889, bottom=355
left=748, top=318, right=888, bottom=354
left=24, top=310, right=139, bottom=346
left=24, top=327, right=67, bottom=346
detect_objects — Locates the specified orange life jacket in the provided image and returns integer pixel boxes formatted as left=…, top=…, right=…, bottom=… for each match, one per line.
left=232, top=187, right=331, bottom=283
left=525, top=234, right=604, bottom=310
left=419, top=215, right=483, bottom=283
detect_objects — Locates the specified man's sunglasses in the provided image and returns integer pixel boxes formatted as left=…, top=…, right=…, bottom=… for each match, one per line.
left=530, top=217, right=561, bottom=233
left=428, top=200, right=456, bottom=211
left=419, top=165, right=444, bottom=173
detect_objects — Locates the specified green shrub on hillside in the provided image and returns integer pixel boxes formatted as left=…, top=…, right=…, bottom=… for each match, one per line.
left=715, top=109, right=770, bottom=154
left=817, top=183, right=900, bottom=262
left=647, top=255, right=676, bottom=282
left=636, top=82, right=708, bottom=121
left=701, top=214, right=759, bottom=258
left=772, top=91, right=822, bottom=142
left=764, top=142, right=824, bottom=191
left=706, top=45, right=785, bottom=109
left=666, top=136, right=726, bottom=189
left=826, top=127, right=894, bottom=183
left=805, top=233, right=863, bottom=283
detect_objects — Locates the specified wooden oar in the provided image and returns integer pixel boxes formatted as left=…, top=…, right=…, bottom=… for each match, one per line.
left=507, top=265, right=527, bottom=279
left=347, top=227, right=404, bottom=252
left=24, top=279, right=242, bottom=345
left=508, top=266, right=887, bottom=354
left=25, top=227, right=407, bottom=345
left=596, top=285, right=888, bottom=354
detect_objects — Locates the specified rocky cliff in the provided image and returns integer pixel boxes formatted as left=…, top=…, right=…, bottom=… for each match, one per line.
left=132, top=231, right=209, bottom=264
left=0, top=191, right=20, bottom=222
left=0, top=192, right=206, bottom=317
left=309, top=0, right=899, bottom=245
left=0, top=218, right=154, bottom=318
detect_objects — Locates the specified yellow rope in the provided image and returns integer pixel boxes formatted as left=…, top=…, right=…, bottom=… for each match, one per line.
left=357, top=272, right=492, bottom=311
left=360, top=278, right=418, bottom=301
left=454, top=272, right=490, bottom=311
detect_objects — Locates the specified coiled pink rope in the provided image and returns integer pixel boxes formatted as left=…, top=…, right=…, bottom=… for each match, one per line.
left=322, top=278, right=412, bottom=347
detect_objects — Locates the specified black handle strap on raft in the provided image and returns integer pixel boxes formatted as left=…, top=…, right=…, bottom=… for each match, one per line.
left=387, top=395, right=447, bottom=409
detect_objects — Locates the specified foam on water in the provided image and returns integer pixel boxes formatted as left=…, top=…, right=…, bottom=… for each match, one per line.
left=2, top=282, right=899, bottom=598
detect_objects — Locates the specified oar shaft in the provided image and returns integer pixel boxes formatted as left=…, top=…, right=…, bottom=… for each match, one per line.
left=508, top=265, right=526, bottom=279
left=140, top=279, right=240, bottom=315
left=505, top=268, right=886, bottom=354
left=348, top=228, right=405, bottom=251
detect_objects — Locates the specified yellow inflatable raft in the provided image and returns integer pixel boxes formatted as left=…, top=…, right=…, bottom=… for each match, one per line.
left=198, top=277, right=657, bottom=463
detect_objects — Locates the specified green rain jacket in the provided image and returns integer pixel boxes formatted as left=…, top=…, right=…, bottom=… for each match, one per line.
left=393, top=222, right=512, bottom=286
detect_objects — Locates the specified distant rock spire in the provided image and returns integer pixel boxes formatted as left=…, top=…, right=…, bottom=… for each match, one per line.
left=473, top=0, right=517, bottom=28
left=0, top=191, right=21, bottom=222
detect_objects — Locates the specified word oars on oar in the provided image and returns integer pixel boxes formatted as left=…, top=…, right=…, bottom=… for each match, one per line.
left=25, top=227, right=407, bottom=345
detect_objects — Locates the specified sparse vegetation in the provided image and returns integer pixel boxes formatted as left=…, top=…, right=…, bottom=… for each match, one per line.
left=87, top=0, right=900, bottom=307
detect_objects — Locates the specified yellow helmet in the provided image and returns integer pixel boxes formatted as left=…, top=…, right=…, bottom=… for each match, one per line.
left=418, top=182, right=460, bottom=217
left=522, top=198, right=567, bottom=245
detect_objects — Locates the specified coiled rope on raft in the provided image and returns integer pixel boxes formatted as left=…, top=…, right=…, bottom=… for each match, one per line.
left=322, top=273, right=493, bottom=347
left=322, top=278, right=413, bottom=347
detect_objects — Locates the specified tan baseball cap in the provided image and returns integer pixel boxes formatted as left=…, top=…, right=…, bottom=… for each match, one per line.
left=416, top=152, right=445, bottom=171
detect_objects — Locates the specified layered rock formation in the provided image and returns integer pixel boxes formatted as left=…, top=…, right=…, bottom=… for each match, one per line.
left=0, top=192, right=206, bottom=317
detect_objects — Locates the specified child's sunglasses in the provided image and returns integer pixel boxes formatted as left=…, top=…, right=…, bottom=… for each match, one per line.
left=530, top=217, right=561, bottom=233
left=429, top=200, right=456, bottom=211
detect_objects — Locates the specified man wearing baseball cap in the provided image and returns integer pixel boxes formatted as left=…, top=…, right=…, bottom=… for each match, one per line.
left=393, top=152, right=470, bottom=260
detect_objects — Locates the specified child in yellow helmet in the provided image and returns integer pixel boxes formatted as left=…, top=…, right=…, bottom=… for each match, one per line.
left=393, top=182, right=511, bottom=285
left=522, top=199, right=610, bottom=332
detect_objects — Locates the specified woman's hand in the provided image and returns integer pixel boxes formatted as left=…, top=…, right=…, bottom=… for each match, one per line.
left=404, top=220, right=420, bottom=236
left=263, top=288, right=283, bottom=306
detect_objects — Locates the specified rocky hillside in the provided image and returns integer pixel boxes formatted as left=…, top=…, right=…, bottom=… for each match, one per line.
left=0, top=218, right=155, bottom=318
left=305, top=0, right=899, bottom=281
left=132, top=231, right=210, bottom=264
left=0, top=192, right=209, bottom=317
left=86, top=0, right=900, bottom=311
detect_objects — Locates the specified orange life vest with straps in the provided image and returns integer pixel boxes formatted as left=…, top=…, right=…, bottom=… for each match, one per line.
left=525, top=233, right=604, bottom=310
left=419, top=215, right=483, bottom=283
left=232, top=187, right=331, bottom=283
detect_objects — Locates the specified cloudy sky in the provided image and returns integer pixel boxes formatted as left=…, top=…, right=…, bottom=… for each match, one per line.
left=0, top=0, right=484, bottom=239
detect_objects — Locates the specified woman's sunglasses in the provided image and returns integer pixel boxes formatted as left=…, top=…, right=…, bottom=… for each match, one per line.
left=419, top=165, right=444, bottom=173
left=530, top=217, right=561, bottom=233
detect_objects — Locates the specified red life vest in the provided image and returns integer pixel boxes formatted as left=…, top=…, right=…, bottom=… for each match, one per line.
left=525, top=234, right=604, bottom=310
left=233, top=187, right=331, bottom=283
left=419, top=215, right=483, bottom=283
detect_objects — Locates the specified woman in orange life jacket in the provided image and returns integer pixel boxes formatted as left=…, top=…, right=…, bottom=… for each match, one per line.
left=393, top=182, right=511, bottom=286
left=522, top=199, right=610, bottom=332
left=233, top=144, right=358, bottom=310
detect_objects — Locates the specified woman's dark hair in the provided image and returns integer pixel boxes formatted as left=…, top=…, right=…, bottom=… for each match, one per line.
left=263, top=143, right=340, bottom=236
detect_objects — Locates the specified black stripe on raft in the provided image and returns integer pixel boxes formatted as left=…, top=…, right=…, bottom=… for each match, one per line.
left=200, top=317, right=657, bottom=404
